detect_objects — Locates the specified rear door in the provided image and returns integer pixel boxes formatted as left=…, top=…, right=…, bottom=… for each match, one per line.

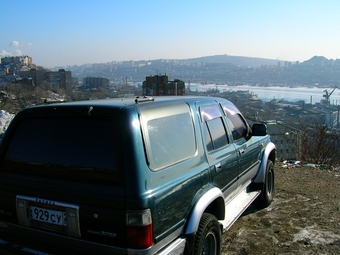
left=197, top=102, right=239, bottom=198
left=0, top=114, right=127, bottom=249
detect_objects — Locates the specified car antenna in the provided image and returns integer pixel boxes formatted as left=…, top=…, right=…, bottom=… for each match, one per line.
left=88, top=106, right=93, bottom=115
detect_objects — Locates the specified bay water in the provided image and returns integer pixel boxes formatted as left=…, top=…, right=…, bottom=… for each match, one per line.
left=188, top=84, right=340, bottom=105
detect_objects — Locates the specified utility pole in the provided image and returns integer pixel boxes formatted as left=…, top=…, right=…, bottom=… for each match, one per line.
left=336, top=104, right=340, bottom=130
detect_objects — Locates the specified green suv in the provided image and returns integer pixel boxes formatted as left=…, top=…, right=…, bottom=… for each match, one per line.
left=0, top=96, right=276, bottom=255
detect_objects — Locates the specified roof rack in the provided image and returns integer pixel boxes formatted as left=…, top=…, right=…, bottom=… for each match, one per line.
left=135, top=96, right=155, bottom=103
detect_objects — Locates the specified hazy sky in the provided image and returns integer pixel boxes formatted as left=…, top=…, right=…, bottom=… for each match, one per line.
left=1, top=0, right=340, bottom=68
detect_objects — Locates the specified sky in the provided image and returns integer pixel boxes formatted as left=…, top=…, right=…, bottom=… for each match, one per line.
left=1, top=0, right=340, bottom=68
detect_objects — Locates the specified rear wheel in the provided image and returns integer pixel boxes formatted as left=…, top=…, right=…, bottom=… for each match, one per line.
left=254, top=159, right=274, bottom=208
left=193, top=213, right=221, bottom=255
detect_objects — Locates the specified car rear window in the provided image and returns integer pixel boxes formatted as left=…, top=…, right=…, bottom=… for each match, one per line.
left=140, top=103, right=196, bottom=170
left=200, top=105, right=229, bottom=152
left=2, top=117, right=120, bottom=184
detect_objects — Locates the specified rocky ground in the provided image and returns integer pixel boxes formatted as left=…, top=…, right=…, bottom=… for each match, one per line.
left=222, top=164, right=340, bottom=255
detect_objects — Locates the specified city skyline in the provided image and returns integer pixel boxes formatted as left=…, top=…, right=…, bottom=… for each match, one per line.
left=1, top=0, right=340, bottom=68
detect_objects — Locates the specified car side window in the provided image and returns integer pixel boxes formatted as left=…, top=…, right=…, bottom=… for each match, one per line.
left=222, top=104, right=248, bottom=141
left=200, top=105, right=229, bottom=152
left=140, top=103, right=196, bottom=170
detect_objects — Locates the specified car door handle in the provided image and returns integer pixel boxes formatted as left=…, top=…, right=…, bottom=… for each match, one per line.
left=214, top=163, right=221, bottom=172
left=239, top=149, right=245, bottom=156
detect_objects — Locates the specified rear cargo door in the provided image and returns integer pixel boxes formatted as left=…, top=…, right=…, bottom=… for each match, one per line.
left=0, top=115, right=127, bottom=248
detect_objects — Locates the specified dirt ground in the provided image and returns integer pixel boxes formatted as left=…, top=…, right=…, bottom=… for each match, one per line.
left=1, top=164, right=339, bottom=255
left=222, top=164, right=340, bottom=255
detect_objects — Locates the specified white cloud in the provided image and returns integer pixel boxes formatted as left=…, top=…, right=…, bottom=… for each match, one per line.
left=9, top=41, right=19, bottom=47
left=14, top=49, right=22, bottom=55
left=0, top=50, right=11, bottom=57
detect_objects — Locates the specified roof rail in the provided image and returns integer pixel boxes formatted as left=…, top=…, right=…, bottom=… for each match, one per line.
left=135, top=96, right=155, bottom=103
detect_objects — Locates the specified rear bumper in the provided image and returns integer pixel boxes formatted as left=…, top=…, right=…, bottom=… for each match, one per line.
left=0, top=221, right=187, bottom=255
left=0, top=221, right=125, bottom=255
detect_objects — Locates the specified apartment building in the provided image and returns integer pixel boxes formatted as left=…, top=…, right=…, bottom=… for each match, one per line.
left=20, top=69, right=72, bottom=90
left=142, top=74, right=185, bottom=96
left=45, top=69, right=72, bottom=90
left=324, top=110, right=338, bottom=128
left=83, top=77, right=109, bottom=89
left=267, top=123, right=298, bottom=160
left=19, top=69, right=44, bottom=86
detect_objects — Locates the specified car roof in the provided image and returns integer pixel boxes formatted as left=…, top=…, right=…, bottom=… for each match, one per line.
left=17, top=96, right=238, bottom=119
left=38, top=96, right=234, bottom=108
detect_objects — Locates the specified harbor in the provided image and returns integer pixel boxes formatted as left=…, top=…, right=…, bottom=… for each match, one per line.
left=187, top=84, right=340, bottom=105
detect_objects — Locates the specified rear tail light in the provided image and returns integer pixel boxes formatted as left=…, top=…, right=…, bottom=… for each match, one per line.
left=126, top=209, right=153, bottom=249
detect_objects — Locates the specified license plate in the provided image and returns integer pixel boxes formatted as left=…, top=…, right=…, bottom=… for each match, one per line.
left=30, top=206, right=66, bottom=226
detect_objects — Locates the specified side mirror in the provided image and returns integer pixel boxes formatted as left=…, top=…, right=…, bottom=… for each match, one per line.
left=252, top=123, right=267, bottom=136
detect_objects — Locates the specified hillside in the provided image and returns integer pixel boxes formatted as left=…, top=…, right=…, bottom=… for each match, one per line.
left=222, top=164, right=340, bottom=254
left=182, top=54, right=281, bottom=67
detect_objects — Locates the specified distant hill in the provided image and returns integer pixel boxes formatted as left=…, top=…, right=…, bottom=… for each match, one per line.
left=302, top=55, right=334, bottom=66
left=180, top=54, right=281, bottom=67
left=51, top=54, right=337, bottom=70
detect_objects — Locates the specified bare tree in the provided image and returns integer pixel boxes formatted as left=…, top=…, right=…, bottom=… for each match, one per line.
left=298, top=123, right=340, bottom=166
left=0, top=83, right=10, bottom=109
left=0, top=82, right=52, bottom=113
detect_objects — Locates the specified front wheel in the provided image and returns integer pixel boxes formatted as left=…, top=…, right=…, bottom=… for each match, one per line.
left=254, top=159, right=275, bottom=208
left=193, top=213, right=221, bottom=255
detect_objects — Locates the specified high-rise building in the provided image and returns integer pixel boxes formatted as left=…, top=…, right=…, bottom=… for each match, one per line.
left=20, top=69, right=72, bottom=90
left=142, top=75, right=185, bottom=96
left=83, top=77, right=109, bottom=89
left=45, top=69, right=72, bottom=90
left=19, top=69, right=45, bottom=86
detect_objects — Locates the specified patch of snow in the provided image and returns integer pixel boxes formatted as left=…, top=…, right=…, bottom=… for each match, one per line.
left=0, top=110, right=15, bottom=141
left=293, top=228, right=340, bottom=245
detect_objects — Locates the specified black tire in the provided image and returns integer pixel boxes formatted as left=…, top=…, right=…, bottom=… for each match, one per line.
left=254, top=159, right=275, bottom=209
left=193, top=213, right=221, bottom=255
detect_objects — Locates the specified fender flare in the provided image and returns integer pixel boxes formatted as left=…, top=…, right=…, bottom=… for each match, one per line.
left=253, top=142, right=276, bottom=184
left=184, top=187, right=224, bottom=235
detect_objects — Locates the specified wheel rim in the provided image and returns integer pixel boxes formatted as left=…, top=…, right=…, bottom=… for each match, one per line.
left=202, top=231, right=217, bottom=255
left=266, top=168, right=274, bottom=197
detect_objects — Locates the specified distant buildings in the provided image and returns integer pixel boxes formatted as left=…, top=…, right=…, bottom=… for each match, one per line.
left=1, top=56, right=32, bottom=66
left=267, top=123, right=298, bottom=160
left=323, top=108, right=339, bottom=129
left=20, top=69, right=72, bottom=90
left=18, top=69, right=44, bottom=86
left=83, top=77, right=109, bottom=89
left=143, top=74, right=185, bottom=96
left=0, top=55, right=73, bottom=91
left=1, top=56, right=114, bottom=92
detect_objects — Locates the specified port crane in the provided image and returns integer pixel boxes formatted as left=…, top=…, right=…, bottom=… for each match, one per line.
left=322, top=86, right=338, bottom=104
